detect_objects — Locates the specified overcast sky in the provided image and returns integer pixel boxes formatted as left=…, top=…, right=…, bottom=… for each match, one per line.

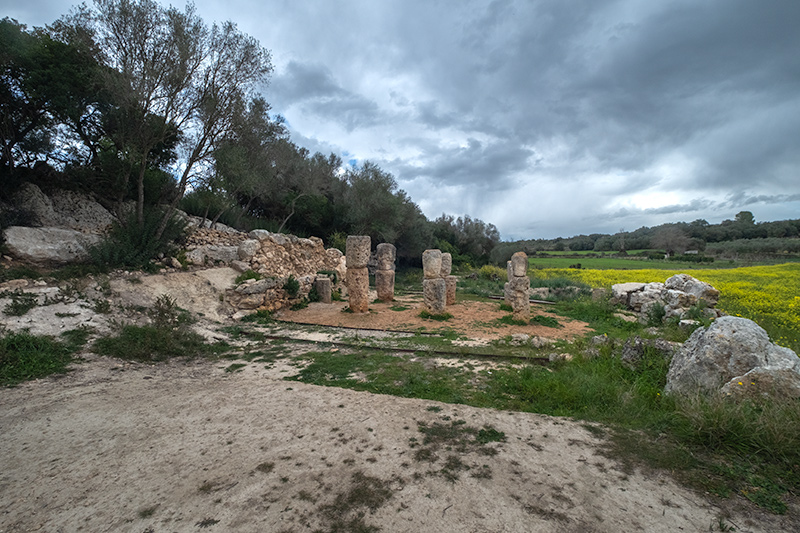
left=5, top=0, right=800, bottom=240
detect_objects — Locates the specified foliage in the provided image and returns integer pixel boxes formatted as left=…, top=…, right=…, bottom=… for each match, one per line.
left=283, top=274, right=299, bottom=298
left=1, top=329, right=85, bottom=386
left=93, top=323, right=212, bottom=362
left=234, top=270, right=261, bottom=285
left=89, top=207, right=187, bottom=269
left=539, top=263, right=800, bottom=352
left=418, top=310, right=453, bottom=321
left=2, top=290, right=38, bottom=316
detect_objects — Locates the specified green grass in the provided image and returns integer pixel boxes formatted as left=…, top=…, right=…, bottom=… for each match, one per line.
left=93, top=325, right=222, bottom=362
left=418, top=310, right=453, bottom=321
left=0, top=329, right=89, bottom=386
left=2, top=291, right=38, bottom=316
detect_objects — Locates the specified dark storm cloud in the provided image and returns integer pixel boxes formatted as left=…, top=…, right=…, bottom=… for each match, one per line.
left=10, top=0, right=800, bottom=238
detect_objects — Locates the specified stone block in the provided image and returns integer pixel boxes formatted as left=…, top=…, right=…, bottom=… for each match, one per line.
left=508, top=276, right=530, bottom=292
left=346, top=266, right=370, bottom=313
left=314, top=276, right=333, bottom=304
left=511, top=252, right=528, bottom=277
left=511, top=291, right=530, bottom=322
left=423, top=277, right=446, bottom=313
left=376, top=243, right=396, bottom=271
left=238, top=239, right=260, bottom=261
left=346, top=235, right=371, bottom=268
left=440, top=253, right=452, bottom=277
left=231, top=260, right=250, bottom=273
left=375, top=269, right=395, bottom=302
left=445, top=275, right=457, bottom=305
left=422, top=249, right=442, bottom=279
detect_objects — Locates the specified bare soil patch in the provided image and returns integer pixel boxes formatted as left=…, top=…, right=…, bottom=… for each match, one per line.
left=0, top=354, right=776, bottom=533
left=277, top=292, right=590, bottom=342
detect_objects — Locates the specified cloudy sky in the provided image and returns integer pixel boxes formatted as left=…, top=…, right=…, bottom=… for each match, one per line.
left=5, top=0, right=800, bottom=239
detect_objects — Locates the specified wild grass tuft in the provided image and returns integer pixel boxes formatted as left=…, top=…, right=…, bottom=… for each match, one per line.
left=0, top=330, right=85, bottom=386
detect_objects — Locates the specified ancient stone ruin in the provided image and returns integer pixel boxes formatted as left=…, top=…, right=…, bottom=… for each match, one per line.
left=611, top=273, right=723, bottom=325
left=422, top=249, right=446, bottom=313
left=508, top=252, right=530, bottom=321
left=375, top=243, right=396, bottom=302
left=440, top=252, right=457, bottom=306
left=345, top=235, right=371, bottom=313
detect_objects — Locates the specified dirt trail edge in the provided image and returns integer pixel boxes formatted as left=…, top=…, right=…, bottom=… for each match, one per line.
left=0, top=355, right=777, bottom=533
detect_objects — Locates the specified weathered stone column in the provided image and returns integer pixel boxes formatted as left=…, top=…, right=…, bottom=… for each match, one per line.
left=422, top=249, right=446, bottom=313
left=509, top=251, right=530, bottom=321
left=314, top=276, right=332, bottom=304
left=346, top=235, right=371, bottom=313
left=445, top=276, right=457, bottom=306
left=375, top=243, right=396, bottom=302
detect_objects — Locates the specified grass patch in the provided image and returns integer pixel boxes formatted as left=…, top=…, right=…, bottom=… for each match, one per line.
left=234, top=270, right=262, bottom=284
left=496, top=314, right=527, bottom=326
left=531, top=315, right=561, bottom=328
left=317, top=471, right=394, bottom=533
left=0, top=330, right=86, bottom=386
left=2, top=291, right=38, bottom=316
left=93, top=325, right=220, bottom=362
left=418, top=310, right=453, bottom=321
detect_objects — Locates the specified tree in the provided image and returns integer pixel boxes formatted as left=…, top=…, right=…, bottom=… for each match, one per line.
left=651, top=226, right=690, bottom=256
left=57, top=0, right=272, bottom=232
left=735, top=211, right=755, bottom=225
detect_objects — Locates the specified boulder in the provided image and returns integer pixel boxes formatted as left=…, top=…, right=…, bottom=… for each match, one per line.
left=237, top=239, right=260, bottom=261
left=49, top=189, right=115, bottom=232
left=665, top=273, right=720, bottom=307
left=3, top=226, right=101, bottom=263
left=664, top=316, right=800, bottom=399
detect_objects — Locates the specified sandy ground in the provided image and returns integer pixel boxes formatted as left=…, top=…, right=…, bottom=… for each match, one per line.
left=1, top=268, right=796, bottom=532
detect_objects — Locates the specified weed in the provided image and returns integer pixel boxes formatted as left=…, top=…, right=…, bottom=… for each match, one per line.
left=291, top=298, right=309, bottom=311
left=498, top=303, right=512, bottom=312
left=196, top=518, right=219, bottom=528
left=91, top=298, right=112, bottom=314
left=418, top=310, right=453, bottom=321
left=137, top=506, right=157, bottom=519
left=317, top=471, right=394, bottom=533
left=148, top=294, right=191, bottom=330
left=240, top=309, right=272, bottom=324
left=496, top=314, right=527, bottom=326
left=234, top=270, right=262, bottom=285
left=283, top=275, right=300, bottom=298
left=93, top=325, right=219, bottom=362
left=390, top=304, right=410, bottom=311
left=224, top=363, right=246, bottom=373
left=255, top=462, right=275, bottom=474
left=2, top=291, right=37, bottom=316
left=0, top=330, right=77, bottom=386
left=531, top=315, right=561, bottom=328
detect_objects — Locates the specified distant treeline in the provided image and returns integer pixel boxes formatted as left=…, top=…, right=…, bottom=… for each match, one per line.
left=490, top=212, right=800, bottom=263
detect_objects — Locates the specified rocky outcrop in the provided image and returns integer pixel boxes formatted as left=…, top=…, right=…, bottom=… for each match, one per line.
left=9, top=183, right=115, bottom=232
left=611, top=274, right=723, bottom=323
left=3, top=226, right=102, bottom=263
left=664, top=316, right=800, bottom=399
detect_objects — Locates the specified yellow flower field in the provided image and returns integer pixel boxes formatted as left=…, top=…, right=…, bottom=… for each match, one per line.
left=534, top=263, right=800, bottom=351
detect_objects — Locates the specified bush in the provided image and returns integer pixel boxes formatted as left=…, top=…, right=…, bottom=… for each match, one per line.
left=478, top=264, right=507, bottom=281
left=89, top=207, right=188, bottom=270
left=283, top=275, right=300, bottom=298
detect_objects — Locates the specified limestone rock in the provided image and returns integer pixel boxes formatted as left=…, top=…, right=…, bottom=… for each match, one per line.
left=186, top=245, right=238, bottom=265
left=346, top=236, right=371, bottom=269
left=665, top=273, right=720, bottom=307
left=665, top=316, right=800, bottom=399
left=49, top=189, right=115, bottom=232
left=230, top=260, right=250, bottom=273
left=422, top=277, right=446, bottom=313
left=439, top=253, right=452, bottom=277
left=3, top=226, right=101, bottom=263
left=314, top=276, right=333, bottom=304
left=445, top=275, right=457, bottom=306
left=376, top=243, right=396, bottom=271
left=375, top=269, right=395, bottom=302
left=238, top=239, right=260, bottom=261
left=422, top=249, right=442, bottom=279
left=611, top=282, right=646, bottom=306
left=510, top=252, right=528, bottom=277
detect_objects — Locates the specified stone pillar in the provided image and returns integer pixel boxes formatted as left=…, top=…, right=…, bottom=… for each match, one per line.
left=509, top=251, right=530, bottom=321
left=445, top=275, right=457, bottom=306
left=375, top=243, right=396, bottom=302
left=346, top=235, right=371, bottom=313
left=422, top=249, right=446, bottom=313
left=504, top=260, right=512, bottom=306
left=440, top=253, right=452, bottom=278
left=314, top=276, right=332, bottom=304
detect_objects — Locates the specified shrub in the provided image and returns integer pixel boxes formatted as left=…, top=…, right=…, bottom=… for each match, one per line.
left=478, top=264, right=507, bottom=281
left=283, top=275, right=300, bottom=298
left=89, top=207, right=187, bottom=270
left=0, top=330, right=77, bottom=386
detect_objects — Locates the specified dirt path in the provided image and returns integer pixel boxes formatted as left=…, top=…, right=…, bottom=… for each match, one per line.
left=0, top=353, right=779, bottom=533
